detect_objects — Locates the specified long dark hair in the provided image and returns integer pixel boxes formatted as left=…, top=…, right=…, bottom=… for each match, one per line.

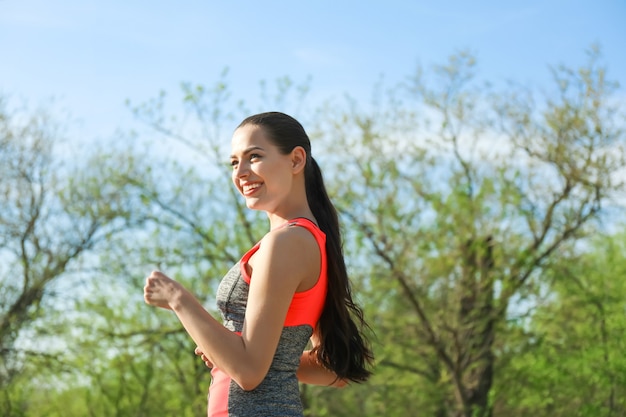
left=237, top=111, right=374, bottom=382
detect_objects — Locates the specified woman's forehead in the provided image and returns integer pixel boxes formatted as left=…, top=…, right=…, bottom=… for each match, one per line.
left=231, top=125, right=271, bottom=153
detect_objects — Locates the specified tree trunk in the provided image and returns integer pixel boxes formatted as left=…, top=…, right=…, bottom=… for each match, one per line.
left=456, top=236, right=496, bottom=417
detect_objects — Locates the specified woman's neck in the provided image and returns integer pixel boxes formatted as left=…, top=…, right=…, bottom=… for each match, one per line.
left=267, top=209, right=316, bottom=230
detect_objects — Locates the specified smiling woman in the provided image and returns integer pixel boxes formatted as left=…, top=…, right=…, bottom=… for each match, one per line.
left=230, top=124, right=300, bottom=213
left=143, top=111, right=374, bottom=417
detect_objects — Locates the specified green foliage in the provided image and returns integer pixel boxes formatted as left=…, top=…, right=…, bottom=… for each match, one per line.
left=0, top=98, right=142, bottom=390
left=494, top=230, right=626, bottom=416
left=1, top=49, right=625, bottom=417
left=313, top=47, right=625, bottom=416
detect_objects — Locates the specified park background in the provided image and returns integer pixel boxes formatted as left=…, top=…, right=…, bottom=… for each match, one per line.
left=1, top=1, right=625, bottom=416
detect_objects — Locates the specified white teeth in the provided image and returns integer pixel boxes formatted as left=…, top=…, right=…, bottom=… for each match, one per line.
left=243, top=183, right=261, bottom=192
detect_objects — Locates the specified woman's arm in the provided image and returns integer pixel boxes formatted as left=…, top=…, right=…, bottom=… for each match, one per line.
left=144, top=226, right=319, bottom=391
left=297, top=350, right=347, bottom=387
left=296, top=330, right=347, bottom=387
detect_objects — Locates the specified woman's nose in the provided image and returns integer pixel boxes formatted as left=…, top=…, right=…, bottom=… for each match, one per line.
left=234, top=162, right=249, bottom=178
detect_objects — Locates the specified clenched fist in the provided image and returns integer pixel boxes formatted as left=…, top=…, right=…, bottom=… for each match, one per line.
left=143, top=270, right=182, bottom=310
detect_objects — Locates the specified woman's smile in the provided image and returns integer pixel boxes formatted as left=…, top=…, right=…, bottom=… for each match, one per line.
left=242, top=182, right=263, bottom=196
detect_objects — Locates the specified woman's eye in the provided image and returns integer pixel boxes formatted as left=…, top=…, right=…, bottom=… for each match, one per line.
left=250, top=153, right=261, bottom=160
left=230, top=160, right=238, bottom=167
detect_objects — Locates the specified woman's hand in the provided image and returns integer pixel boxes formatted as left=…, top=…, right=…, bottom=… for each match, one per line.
left=143, top=270, right=183, bottom=310
left=194, top=346, right=214, bottom=369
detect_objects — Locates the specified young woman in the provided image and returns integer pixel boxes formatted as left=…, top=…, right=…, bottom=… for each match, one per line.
left=143, top=112, right=374, bottom=416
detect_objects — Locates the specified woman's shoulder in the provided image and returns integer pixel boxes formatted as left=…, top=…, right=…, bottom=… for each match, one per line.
left=247, top=223, right=321, bottom=291
left=261, top=222, right=319, bottom=253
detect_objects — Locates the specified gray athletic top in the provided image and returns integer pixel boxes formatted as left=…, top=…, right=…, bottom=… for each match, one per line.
left=208, top=218, right=328, bottom=417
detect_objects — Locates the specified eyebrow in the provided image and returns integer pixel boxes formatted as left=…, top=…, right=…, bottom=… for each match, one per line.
left=230, top=146, right=265, bottom=159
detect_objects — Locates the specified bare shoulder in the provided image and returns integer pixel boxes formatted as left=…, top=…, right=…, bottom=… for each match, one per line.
left=261, top=224, right=319, bottom=258
left=256, top=224, right=321, bottom=290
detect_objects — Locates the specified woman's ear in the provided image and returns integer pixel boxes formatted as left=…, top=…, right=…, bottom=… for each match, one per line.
left=290, top=146, right=307, bottom=174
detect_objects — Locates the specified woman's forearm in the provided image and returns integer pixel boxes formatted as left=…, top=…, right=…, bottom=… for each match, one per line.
left=170, top=290, right=267, bottom=389
left=145, top=269, right=281, bottom=390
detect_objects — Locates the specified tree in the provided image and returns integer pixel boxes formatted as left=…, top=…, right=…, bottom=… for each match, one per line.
left=313, top=48, right=625, bottom=416
left=0, top=97, right=145, bottom=413
left=494, top=228, right=626, bottom=416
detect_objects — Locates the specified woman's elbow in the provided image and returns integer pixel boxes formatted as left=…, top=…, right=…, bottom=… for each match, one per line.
left=237, top=379, right=263, bottom=392
left=233, top=369, right=268, bottom=391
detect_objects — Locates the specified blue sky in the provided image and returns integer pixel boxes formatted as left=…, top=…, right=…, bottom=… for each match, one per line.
left=1, top=0, right=624, bottom=143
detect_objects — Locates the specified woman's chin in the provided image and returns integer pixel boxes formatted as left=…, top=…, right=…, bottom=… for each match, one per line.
left=245, top=199, right=263, bottom=210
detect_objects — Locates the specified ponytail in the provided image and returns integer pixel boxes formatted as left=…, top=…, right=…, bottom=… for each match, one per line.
left=305, top=156, right=374, bottom=382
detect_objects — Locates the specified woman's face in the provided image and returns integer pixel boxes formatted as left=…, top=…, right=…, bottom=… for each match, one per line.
left=230, top=124, right=295, bottom=212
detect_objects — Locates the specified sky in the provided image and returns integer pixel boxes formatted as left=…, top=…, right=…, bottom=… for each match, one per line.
left=1, top=0, right=625, bottom=146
